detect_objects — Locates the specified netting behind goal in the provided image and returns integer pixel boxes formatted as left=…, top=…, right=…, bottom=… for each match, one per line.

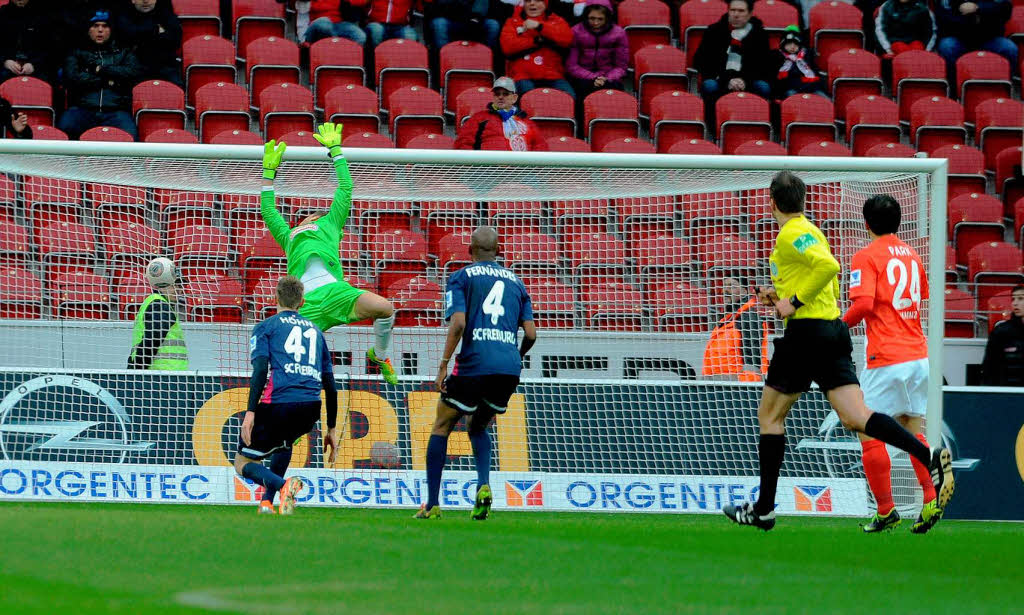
left=0, top=145, right=945, bottom=515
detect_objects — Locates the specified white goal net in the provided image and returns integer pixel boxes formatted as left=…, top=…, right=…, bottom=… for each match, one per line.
left=0, top=142, right=946, bottom=516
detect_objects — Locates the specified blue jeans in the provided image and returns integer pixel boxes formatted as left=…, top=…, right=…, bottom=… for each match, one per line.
left=305, top=17, right=368, bottom=47
left=515, top=79, right=576, bottom=99
left=936, top=36, right=1019, bottom=72
left=428, top=17, right=500, bottom=51
left=57, top=107, right=138, bottom=140
left=366, top=23, right=418, bottom=49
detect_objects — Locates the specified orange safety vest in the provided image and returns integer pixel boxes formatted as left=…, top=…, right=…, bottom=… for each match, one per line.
left=703, top=298, right=769, bottom=382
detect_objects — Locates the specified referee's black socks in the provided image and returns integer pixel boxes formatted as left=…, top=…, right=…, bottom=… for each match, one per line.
left=863, top=412, right=930, bottom=466
left=754, top=434, right=785, bottom=517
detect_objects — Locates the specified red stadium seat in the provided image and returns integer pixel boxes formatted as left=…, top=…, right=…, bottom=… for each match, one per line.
left=182, top=35, right=236, bottom=109
left=436, top=230, right=473, bottom=276
left=797, top=141, right=852, bottom=156
left=0, top=266, right=44, bottom=319
left=102, top=221, right=160, bottom=274
left=310, top=37, right=366, bottom=111
left=583, top=283, right=643, bottom=331
left=527, top=278, right=576, bottom=328
left=195, top=82, right=250, bottom=143
left=30, top=125, right=68, bottom=141
left=144, top=128, right=199, bottom=144
left=551, top=198, right=610, bottom=246
left=390, top=277, right=443, bottom=327
left=89, top=183, right=147, bottom=230
left=1012, top=198, right=1024, bottom=246
left=81, top=126, right=135, bottom=142
left=667, top=138, right=721, bottom=155
left=343, top=132, right=395, bottom=148
left=975, top=98, right=1024, bottom=171
left=584, top=90, right=640, bottom=151
left=374, top=38, right=430, bottom=112
left=455, top=87, right=494, bottom=126
left=172, top=0, right=221, bottom=45
left=615, top=196, right=673, bottom=252
left=369, top=229, right=428, bottom=292
left=420, top=188, right=479, bottom=256
left=754, top=0, right=800, bottom=46
left=734, top=140, right=787, bottom=156
left=679, top=192, right=745, bottom=245
left=701, top=233, right=757, bottom=279
left=0, top=218, right=31, bottom=267
left=23, top=177, right=83, bottom=230
left=520, top=87, right=576, bottom=139
left=635, top=45, right=688, bottom=118
left=827, top=48, right=883, bottom=121
left=649, top=90, right=704, bottom=153
left=167, top=224, right=232, bottom=278
left=187, top=274, right=244, bottom=323
left=258, top=82, right=315, bottom=140
left=969, top=242, right=1024, bottom=308
left=983, top=291, right=1014, bottom=333
left=933, top=144, right=987, bottom=200
left=353, top=197, right=415, bottom=238
left=631, top=234, right=693, bottom=284
left=949, top=193, right=1005, bottom=266
left=485, top=184, right=544, bottom=233
left=892, top=50, right=948, bottom=123
left=51, top=271, right=111, bottom=320
left=324, top=84, right=380, bottom=137
left=715, top=92, right=771, bottom=155
left=248, top=273, right=281, bottom=319
left=388, top=86, right=444, bottom=148
left=37, top=221, right=96, bottom=277
left=956, top=51, right=1012, bottom=125
left=618, top=0, right=673, bottom=66
left=546, top=136, right=591, bottom=152
left=647, top=281, right=709, bottom=332
left=996, top=146, right=1024, bottom=209
left=809, top=1, right=864, bottom=62
left=404, top=133, right=455, bottom=149
left=602, top=137, right=656, bottom=153
left=0, top=76, right=54, bottom=127
left=439, top=41, right=493, bottom=116
left=245, top=36, right=300, bottom=107
left=680, top=0, right=728, bottom=75
left=210, top=129, right=264, bottom=145
left=238, top=229, right=286, bottom=292
left=943, top=287, right=976, bottom=337
left=132, top=80, right=187, bottom=142
left=503, top=232, right=561, bottom=279
left=780, top=94, right=836, bottom=155
left=157, top=190, right=219, bottom=234
left=846, top=95, right=900, bottom=157
left=232, top=0, right=286, bottom=63
left=563, top=231, right=628, bottom=284
left=909, top=96, right=967, bottom=154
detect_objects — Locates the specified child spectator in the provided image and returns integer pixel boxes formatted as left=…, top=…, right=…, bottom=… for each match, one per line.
left=770, top=26, right=826, bottom=98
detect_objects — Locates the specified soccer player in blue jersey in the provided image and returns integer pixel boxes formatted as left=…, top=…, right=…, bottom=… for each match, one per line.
left=234, top=275, right=340, bottom=515
left=415, top=226, right=537, bottom=520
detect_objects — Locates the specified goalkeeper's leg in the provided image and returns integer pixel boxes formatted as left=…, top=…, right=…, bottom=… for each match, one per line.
left=352, top=292, right=397, bottom=385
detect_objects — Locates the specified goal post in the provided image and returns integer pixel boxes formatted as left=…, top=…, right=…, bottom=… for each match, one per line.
left=0, top=140, right=948, bottom=514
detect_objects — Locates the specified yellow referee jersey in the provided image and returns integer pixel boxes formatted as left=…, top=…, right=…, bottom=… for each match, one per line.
left=769, top=215, right=841, bottom=322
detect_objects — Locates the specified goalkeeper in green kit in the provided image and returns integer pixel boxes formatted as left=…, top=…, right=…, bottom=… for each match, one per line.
left=261, top=122, right=398, bottom=384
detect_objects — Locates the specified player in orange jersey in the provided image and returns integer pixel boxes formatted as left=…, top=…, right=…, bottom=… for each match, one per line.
left=843, top=194, right=942, bottom=534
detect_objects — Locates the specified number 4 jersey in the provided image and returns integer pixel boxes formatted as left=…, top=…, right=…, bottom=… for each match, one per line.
left=849, top=234, right=929, bottom=368
left=250, top=310, right=334, bottom=404
left=445, top=261, right=533, bottom=376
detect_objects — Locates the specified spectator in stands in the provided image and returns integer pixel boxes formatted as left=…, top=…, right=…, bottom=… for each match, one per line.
left=702, top=276, right=768, bottom=382
left=365, top=0, right=419, bottom=49
left=500, top=0, right=576, bottom=98
left=566, top=0, right=629, bottom=105
left=769, top=26, right=826, bottom=99
left=303, top=0, right=369, bottom=47
left=57, top=10, right=144, bottom=140
left=454, top=76, right=549, bottom=150
left=426, top=0, right=501, bottom=53
left=934, top=0, right=1017, bottom=70
left=981, top=285, right=1024, bottom=386
left=58, top=1, right=110, bottom=60
left=694, top=0, right=772, bottom=112
left=0, top=0, right=50, bottom=84
left=875, top=0, right=937, bottom=59
left=0, top=96, right=32, bottom=139
left=115, top=0, right=184, bottom=86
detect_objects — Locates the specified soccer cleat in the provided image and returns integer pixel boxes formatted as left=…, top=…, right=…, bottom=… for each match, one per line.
left=367, top=347, right=398, bottom=385
left=722, top=502, right=776, bottom=531
left=413, top=504, right=442, bottom=519
left=911, top=500, right=944, bottom=534
left=278, top=477, right=303, bottom=515
left=471, top=484, right=493, bottom=521
left=861, top=508, right=901, bottom=533
left=929, top=447, right=955, bottom=510
left=258, top=500, right=277, bottom=515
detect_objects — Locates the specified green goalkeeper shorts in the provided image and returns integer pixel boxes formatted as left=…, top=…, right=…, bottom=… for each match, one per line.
left=299, top=281, right=368, bottom=331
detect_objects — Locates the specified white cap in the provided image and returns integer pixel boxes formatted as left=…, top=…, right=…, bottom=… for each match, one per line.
left=146, top=257, right=177, bottom=288
left=492, top=77, right=516, bottom=94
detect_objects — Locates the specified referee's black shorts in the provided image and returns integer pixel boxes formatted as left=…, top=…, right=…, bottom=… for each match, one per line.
left=237, top=400, right=321, bottom=459
left=441, top=374, right=520, bottom=415
left=765, top=318, right=859, bottom=394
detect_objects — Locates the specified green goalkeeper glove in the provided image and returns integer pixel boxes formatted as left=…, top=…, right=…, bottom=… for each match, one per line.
left=263, top=140, right=286, bottom=180
left=313, top=122, right=344, bottom=158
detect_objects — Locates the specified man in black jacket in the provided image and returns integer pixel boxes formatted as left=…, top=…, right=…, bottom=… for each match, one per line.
left=934, top=0, right=1016, bottom=71
left=114, top=0, right=183, bottom=86
left=981, top=285, right=1024, bottom=386
left=57, top=10, right=144, bottom=140
left=693, top=0, right=771, bottom=119
left=0, top=0, right=50, bottom=84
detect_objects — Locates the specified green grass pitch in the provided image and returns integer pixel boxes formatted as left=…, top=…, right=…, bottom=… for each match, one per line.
left=1, top=503, right=1020, bottom=614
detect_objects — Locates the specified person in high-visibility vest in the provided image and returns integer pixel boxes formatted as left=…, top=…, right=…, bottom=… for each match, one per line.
left=127, top=256, right=188, bottom=370
left=703, top=276, right=769, bottom=381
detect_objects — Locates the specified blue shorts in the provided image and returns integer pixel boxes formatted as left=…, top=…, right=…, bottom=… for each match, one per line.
left=441, top=374, right=520, bottom=414
left=237, top=401, right=321, bottom=459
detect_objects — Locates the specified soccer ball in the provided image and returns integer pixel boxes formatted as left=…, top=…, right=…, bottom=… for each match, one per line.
left=146, top=257, right=177, bottom=288
left=370, top=441, right=401, bottom=468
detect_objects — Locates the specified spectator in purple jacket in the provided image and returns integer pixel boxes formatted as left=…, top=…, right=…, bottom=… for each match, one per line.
left=566, top=0, right=628, bottom=108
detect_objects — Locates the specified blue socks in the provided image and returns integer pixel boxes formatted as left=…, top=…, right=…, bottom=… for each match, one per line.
left=261, top=449, right=292, bottom=503
left=425, top=434, right=448, bottom=509
left=469, top=429, right=491, bottom=488
left=242, top=462, right=285, bottom=493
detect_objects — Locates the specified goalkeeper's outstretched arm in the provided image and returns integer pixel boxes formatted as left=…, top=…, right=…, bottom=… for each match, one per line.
left=260, top=140, right=291, bottom=249
left=313, top=123, right=354, bottom=231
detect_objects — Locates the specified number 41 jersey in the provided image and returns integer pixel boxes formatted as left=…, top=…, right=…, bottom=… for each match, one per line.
left=445, top=261, right=533, bottom=376
left=849, top=234, right=929, bottom=369
left=250, top=310, right=334, bottom=404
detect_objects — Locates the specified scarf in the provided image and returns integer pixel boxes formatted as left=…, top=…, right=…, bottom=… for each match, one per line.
left=496, top=105, right=529, bottom=150
left=777, top=49, right=818, bottom=82
left=726, top=22, right=752, bottom=72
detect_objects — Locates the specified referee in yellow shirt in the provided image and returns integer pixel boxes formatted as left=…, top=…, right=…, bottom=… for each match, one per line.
left=723, top=171, right=955, bottom=531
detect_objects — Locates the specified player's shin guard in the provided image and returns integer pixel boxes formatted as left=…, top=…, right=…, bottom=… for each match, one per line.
left=754, top=434, right=785, bottom=516
left=242, top=462, right=285, bottom=492
left=863, top=412, right=930, bottom=466
left=861, top=439, right=894, bottom=514
left=373, top=314, right=395, bottom=360
left=262, top=448, right=293, bottom=504
left=469, top=430, right=491, bottom=488
left=425, top=434, right=448, bottom=509
left=912, top=433, right=937, bottom=503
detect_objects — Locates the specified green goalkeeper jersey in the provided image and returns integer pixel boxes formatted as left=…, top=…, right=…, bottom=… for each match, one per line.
left=261, top=155, right=353, bottom=281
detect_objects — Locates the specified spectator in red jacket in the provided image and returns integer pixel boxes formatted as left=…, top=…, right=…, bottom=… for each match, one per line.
left=566, top=0, right=628, bottom=103
left=365, top=0, right=419, bottom=49
left=500, top=0, right=576, bottom=98
left=454, top=77, right=549, bottom=150
left=303, top=0, right=368, bottom=46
